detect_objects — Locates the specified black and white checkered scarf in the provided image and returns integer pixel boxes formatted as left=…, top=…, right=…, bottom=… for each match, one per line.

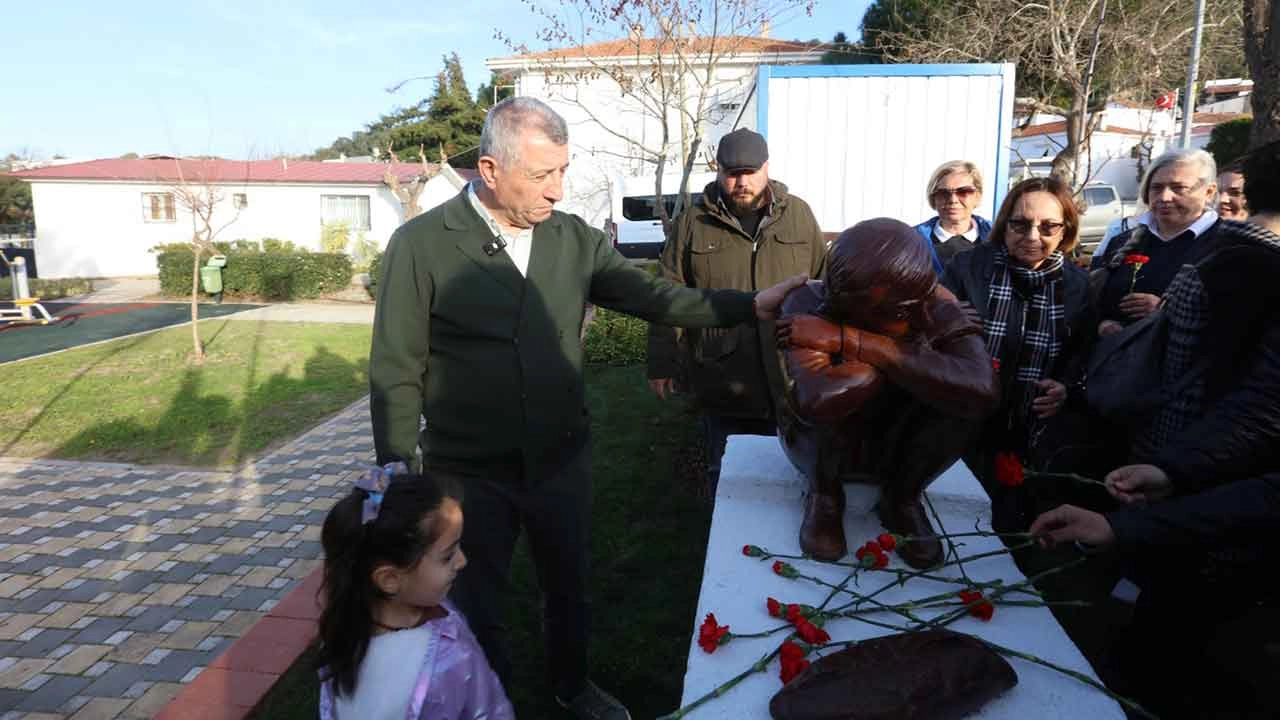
left=985, top=247, right=1067, bottom=421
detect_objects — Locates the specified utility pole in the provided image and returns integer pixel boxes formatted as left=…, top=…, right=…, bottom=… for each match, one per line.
left=1179, top=0, right=1207, bottom=148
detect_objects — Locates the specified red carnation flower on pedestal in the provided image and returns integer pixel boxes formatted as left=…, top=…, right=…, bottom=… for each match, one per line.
left=958, top=590, right=995, bottom=621
left=779, top=640, right=810, bottom=685
left=795, top=618, right=831, bottom=645
left=767, top=597, right=782, bottom=618
left=876, top=533, right=898, bottom=552
left=698, top=613, right=732, bottom=653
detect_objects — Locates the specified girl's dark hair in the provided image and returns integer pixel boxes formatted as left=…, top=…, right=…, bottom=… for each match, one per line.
left=988, top=176, right=1080, bottom=256
left=1242, top=139, right=1280, bottom=215
left=316, top=472, right=462, bottom=698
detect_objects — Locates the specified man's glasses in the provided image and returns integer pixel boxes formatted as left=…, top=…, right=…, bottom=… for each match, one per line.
left=931, top=186, right=978, bottom=201
left=1007, top=219, right=1065, bottom=237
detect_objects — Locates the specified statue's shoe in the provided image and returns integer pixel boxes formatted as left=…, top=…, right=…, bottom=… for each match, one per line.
left=800, top=491, right=847, bottom=561
left=878, top=500, right=943, bottom=569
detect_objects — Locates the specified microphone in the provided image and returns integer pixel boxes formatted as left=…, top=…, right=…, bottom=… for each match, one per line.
left=483, top=235, right=507, bottom=256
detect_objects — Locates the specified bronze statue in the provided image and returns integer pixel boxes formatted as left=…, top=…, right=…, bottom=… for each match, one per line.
left=775, top=218, right=999, bottom=568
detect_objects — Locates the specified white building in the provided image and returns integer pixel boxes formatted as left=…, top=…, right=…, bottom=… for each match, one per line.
left=9, top=157, right=476, bottom=278
left=486, top=36, right=824, bottom=227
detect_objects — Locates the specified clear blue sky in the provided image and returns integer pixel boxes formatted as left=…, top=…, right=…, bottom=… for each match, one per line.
left=3, top=0, right=872, bottom=161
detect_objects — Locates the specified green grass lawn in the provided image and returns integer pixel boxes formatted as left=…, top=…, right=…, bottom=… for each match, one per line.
left=251, top=363, right=709, bottom=719
left=0, top=318, right=372, bottom=465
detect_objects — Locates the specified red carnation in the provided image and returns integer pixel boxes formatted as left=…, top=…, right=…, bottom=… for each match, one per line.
left=779, top=640, right=810, bottom=685
left=993, top=451, right=1025, bottom=487
left=767, top=597, right=782, bottom=617
left=743, top=544, right=764, bottom=557
left=958, top=590, right=995, bottom=622
left=991, top=357, right=1001, bottom=372
left=698, top=613, right=731, bottom=653
left=786, top=603, right=802, bottom=624
left=795, top=618, right=831, bottom=645
left=872, top=551, right=889, bottom=569
left=773, top=560, right=799, bottom=578
left=1123, top=254, right=1151, bottom=266
left=877, top=533, right=898, bottom=552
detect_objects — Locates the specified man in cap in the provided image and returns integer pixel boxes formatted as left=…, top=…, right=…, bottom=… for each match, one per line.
left=648, top=128, right=827, bottom=495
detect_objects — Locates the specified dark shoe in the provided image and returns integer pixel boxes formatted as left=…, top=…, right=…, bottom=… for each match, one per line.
left=800, top=490, right=847, bottom=561
left=878, top=499, right=943, bottom=569
left=557, top=680, right=632, bottom=720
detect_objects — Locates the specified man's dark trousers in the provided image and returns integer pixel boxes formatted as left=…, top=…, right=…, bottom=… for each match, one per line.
left=435, top=440, right=592, bottom=702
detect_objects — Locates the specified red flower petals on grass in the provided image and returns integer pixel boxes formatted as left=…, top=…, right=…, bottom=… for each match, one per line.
left=993, top=451, right=1025, bottom=487
left=698, top=613, right=732, bottom=653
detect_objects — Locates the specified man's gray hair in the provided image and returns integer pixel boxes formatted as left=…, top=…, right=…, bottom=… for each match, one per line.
left=1139, top=147, right=1218, bottom=201
left=479, top=97, right=569, bottom=167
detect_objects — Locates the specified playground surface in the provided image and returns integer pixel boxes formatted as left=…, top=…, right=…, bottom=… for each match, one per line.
left=0, top=303, right=260, bottom=364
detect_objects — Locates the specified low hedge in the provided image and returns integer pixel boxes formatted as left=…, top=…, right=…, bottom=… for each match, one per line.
left=583, top=307, right=648, bottom=365
left=0, top=276, right=94, bottom=300
left=156, top=248, right=352, bottom=301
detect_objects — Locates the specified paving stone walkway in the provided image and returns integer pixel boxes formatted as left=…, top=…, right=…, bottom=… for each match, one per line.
left=0, top=397, right=374, bottom=719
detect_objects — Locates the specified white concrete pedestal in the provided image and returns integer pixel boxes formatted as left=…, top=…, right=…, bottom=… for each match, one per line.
left=676, top=435, right=1123, bottom=719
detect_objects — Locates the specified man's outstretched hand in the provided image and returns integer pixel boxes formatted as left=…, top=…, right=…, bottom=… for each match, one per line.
left=753, top=274, right=809, bottom=321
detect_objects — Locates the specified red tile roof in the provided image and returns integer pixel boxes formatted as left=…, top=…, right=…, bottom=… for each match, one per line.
left=7, top=158, right=435, bottom=185
left=1013, top=121, right=1148, bottom=138
left=497, top=35, right=819, bottom=62
left=1191, top=112, right=1245, bottom=125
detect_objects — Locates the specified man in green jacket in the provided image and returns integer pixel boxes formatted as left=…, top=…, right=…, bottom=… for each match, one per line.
left=369, top=97, right=803, bottom=720
left=647, top=128, right=827, bottom=495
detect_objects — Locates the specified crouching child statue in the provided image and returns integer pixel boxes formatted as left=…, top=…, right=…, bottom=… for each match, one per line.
left=775, top=218, right=999, bottom=568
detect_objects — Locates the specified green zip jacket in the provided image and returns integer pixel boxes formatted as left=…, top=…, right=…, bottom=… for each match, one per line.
left=370, top=189, right=757, bottom=470
left=647, top=179, right=827, bottom=419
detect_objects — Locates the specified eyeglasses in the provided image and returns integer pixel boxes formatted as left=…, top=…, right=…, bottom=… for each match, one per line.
left=1148, top=180, right=1205, bottom=197
left=1007, top=219, right=1065, bottom=237
left=932, top=186, right=978, bottom=201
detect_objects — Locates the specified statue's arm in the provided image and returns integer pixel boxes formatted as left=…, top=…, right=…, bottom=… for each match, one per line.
left=784, top=344, right=885, bottom=423
left=856, top=289, right=999, bottom=418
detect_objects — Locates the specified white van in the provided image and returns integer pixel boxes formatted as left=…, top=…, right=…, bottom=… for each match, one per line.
left=605, top=173, right=715, bottom=259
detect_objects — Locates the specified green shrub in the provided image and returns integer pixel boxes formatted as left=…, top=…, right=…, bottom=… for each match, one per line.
left=1205, top=117, right=1253, bottom=167
left=261, top=238, right=303, bottom=255
left=320, top=222, right=351, bottom=254
left=367, top=250, right=384, bottom=298
left=583, top=307, right=648, bottom=365
left=156, top=248, right=351, bottom=300
left=351, top=233, right=379, bottom=273
left=0, top=276, right=94, bottom=300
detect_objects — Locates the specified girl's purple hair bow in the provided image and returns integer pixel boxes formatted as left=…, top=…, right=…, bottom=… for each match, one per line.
left=354, top=462, right=408, bottom=524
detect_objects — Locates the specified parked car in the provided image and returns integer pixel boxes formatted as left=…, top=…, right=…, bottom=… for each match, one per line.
left=605, top=173, right=714, bottom=259
left=1077, top=183, right=1136, bottom=251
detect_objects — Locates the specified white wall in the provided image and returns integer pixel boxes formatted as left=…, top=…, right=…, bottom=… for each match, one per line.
left=763, top=70, right=1013, bottom=232
left=518, top=62, right=765, bottom=227
left=28, top=181, right=404, bottom=278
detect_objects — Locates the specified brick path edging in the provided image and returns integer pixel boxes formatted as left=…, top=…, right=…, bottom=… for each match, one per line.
left=155, top=568, right=322, bottom=720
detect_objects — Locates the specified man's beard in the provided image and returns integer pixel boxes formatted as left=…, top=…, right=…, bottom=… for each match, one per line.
left=726, top=187, right=765, bottom=216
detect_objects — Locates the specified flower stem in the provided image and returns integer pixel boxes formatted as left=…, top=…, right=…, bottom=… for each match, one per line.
left=979, top=638, right=1159, bottom=719
left=656, top=645, right=781, bottom=720
left=1025, top=471, right=1108, bottom=488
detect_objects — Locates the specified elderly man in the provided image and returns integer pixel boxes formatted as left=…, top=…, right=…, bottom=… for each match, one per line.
left=370, top=97, right=803, bottom=719
left=647, top=128, right=827, bottom=495
left=1091, top=148, right=1220, bottom=335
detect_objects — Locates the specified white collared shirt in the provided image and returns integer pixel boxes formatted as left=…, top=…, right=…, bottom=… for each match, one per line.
left=466, top=181, right=534, bottom=277
left=932, top=219, right=979, bottom=244
left=1133, top=209, right=1219, bottom=242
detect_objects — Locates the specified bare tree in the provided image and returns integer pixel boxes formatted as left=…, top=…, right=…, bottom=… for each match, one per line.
left=170, top=160, right=245, bottom=363
left=383, top=143, right=445, bottom=222
left=500, top=0, right=816, bottom=232
left=1244, top=0, right=1280, bottom=147
left=876, top=0, right=1243, bottom=191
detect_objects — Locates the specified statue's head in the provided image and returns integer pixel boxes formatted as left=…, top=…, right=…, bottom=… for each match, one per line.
left=821, top=218, right=936, bottom=338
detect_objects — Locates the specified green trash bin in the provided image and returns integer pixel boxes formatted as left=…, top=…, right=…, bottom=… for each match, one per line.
left=200, top=255, right=227, bottom=299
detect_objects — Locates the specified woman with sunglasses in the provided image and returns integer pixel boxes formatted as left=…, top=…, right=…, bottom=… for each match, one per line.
left=914, top=160, right=992, bottom=274
left=940, top=177, right=1098, bottom=530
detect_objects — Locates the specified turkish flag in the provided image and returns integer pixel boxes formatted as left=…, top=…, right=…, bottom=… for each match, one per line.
left=1154, top=91, right=1177, bottom=109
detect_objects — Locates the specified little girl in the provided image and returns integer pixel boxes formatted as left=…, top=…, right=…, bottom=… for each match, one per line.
left=317, top=463, right=514, bottom=719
